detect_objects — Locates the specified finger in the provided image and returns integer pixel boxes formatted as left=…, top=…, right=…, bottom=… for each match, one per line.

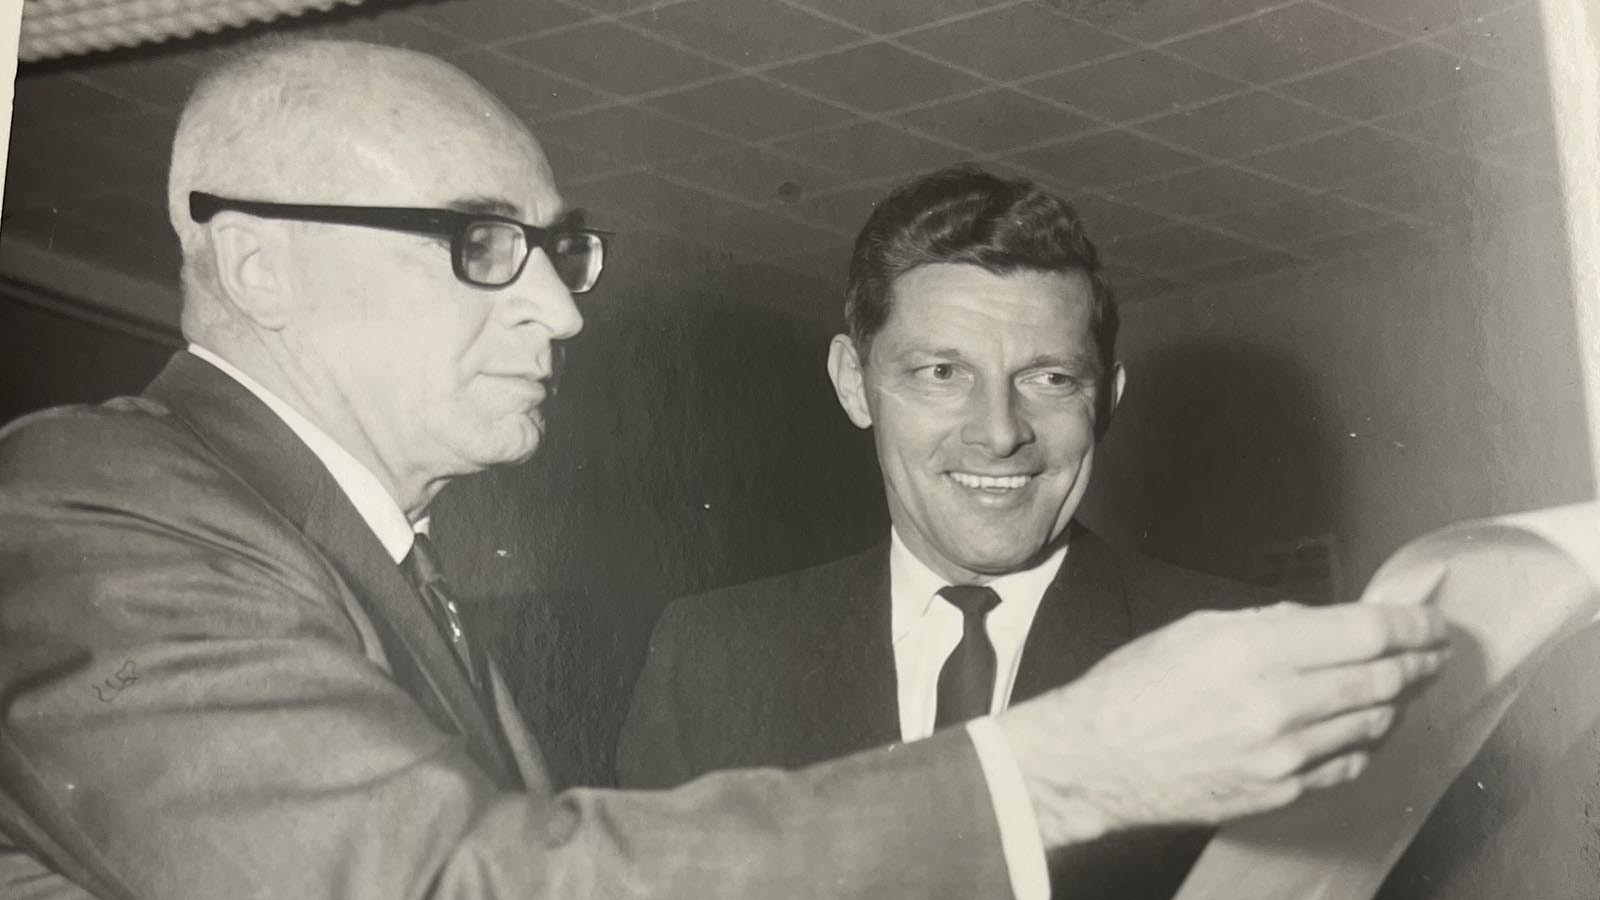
left=1288, top=648, right=1449, bottom=723
left=1240, top=748, right=1373, bottom=817
left=1298, top=749, right=1371, bottom=794
left=1286, top=705, right=1396, bottom=767
left=1266, top=603, right=1449, bottom=669
left=1245, top=706, right=1391, bottom=782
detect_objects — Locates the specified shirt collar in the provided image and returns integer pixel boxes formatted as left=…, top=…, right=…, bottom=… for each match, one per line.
left=889, top=528, right=1069, bottom=643
left=187, top=343, right=425, bottom=563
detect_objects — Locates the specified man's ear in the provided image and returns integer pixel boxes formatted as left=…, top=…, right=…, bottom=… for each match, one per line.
left=208, top=215, right=291, bottom=330
left=1095, top=362, right=1127, bottom=439
left=827, top=334, right=874, bottom=430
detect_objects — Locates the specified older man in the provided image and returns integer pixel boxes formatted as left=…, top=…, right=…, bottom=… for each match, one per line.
left=0, top=40, right=1445, bottom=900
left=617, top=166, right=1306, bottom=895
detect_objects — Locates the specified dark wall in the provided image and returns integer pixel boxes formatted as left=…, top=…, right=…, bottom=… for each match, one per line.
left=433, top=235, right=890, bottom=787
left=1080, top=337, right=1336, bottom=584
left=1084, top=201, right=1593, bottom=594
left=0, top=286, right=177, bottom=423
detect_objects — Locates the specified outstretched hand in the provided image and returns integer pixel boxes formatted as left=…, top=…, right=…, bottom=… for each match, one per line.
left=999, top=601, right=1450, bottom=848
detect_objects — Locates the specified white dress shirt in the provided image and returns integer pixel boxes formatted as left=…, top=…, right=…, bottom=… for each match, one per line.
left=187, top=344, right=426, bottom=560
left=191, top=344, right=1048, bottom=898
left=888, top=529, right=1067, bottom=900
left=890, top=529, right=1069, bottom=741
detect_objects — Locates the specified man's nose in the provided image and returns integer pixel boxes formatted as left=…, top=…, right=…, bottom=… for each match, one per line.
left=962, top=383, right=1034, bottom=456
left=502, top=249, right=584, bottom=340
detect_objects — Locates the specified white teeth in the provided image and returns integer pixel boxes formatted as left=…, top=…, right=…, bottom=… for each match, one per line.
left=950, top=472, right=1031, bottom=490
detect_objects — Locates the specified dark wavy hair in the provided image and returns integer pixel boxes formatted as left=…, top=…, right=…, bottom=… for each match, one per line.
left=844, top=164, right=1118, bottom=383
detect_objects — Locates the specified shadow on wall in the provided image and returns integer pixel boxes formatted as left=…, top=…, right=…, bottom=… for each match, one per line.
left=434, top=245, right=885, bottom=789
left=1080, top=335, right=1338, bottom=594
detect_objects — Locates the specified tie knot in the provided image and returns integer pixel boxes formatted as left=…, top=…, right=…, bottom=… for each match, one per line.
left=937, top=585, right=1001, bottom=619
left=403, top=532, right=447, bottom=588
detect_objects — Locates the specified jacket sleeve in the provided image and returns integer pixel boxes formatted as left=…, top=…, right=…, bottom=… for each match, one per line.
left=0, top=411, right=1013, bottom=900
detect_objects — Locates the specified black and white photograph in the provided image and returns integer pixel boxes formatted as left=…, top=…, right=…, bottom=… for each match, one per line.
left=0, top=0, right=1596, bottom=897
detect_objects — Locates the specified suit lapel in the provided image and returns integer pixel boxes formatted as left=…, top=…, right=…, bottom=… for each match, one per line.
left=797, top=547, right=902, bottom=756
left=487, top=661, right=552, bottom=795
left=1012, top=526, right=1135, bottom=705
left=300, top=483, right=521, bottom=786
left=145, top=352, right=520, bottom=787
left=818, top=531, right=1137, bottom=744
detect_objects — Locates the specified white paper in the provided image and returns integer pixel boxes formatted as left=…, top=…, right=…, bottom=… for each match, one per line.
left=1174, top=501, right=1600, bottom=900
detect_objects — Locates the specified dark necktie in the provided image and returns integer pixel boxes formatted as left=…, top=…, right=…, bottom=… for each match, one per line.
left=401, top=532, right=485, bottom=691
left=934, top=584, right=1002, bottom=729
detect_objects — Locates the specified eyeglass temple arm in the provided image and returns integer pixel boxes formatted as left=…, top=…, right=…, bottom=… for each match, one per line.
left=193, top=191, right=614, bottom=238
left=189, top=192, right=223, bottom=223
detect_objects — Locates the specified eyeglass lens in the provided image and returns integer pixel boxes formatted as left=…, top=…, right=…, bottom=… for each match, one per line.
left=460, top=223, right=602, bottom=293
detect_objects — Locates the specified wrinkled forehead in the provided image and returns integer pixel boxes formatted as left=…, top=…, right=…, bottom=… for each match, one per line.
left=874, top=265, right=1100, bottom=361
left=886, top=265, right=1095, bottom=331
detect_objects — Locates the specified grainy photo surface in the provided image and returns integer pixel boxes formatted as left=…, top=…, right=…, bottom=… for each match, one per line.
left=0, top=1, right=1596, bottom=898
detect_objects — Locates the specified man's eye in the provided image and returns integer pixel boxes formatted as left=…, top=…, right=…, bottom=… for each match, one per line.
left=461, top=235, right=494, bottom=261
left=915, top=363, right=960, bottom=383
left=1025, top=371, right=1082, bottom=391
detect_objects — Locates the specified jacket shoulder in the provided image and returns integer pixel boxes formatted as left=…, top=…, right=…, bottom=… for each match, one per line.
left=640, top=547, right=879, bottom=688
left=0, top=396, right=263, bottom=518
left=1, top=395, right=199, bottom=478
left=692, top=548, right=877, bottom=605
left=0, top=395, right=338, bottom=610
left=659, top=548, right=878, bottom=638
left=1107, top=540, right=1276, bottom=629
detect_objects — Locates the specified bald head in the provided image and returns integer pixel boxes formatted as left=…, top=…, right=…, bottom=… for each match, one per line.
left=169, top=39, right=558, bottom=336
left=164, top=38, right=584, bottom=515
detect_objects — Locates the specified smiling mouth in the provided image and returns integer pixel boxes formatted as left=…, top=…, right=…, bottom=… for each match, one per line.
left=948, top=472, right=1034, bottom=492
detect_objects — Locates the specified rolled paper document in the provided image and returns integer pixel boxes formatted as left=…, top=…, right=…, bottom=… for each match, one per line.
left=1174, top=501, right=1600, bottom=900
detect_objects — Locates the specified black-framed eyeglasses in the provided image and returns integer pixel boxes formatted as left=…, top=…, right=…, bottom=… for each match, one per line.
left=189, top=191, right=608, bottom=293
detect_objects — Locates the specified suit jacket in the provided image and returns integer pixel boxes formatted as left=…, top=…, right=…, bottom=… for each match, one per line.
left=617, top=529, right=1268, bottom=898
left=0, top=351, right=1010, bottom=900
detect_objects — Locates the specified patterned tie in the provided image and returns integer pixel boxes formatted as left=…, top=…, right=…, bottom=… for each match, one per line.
left=401, top=532, right=484, bottom=691
left=934, top=584, right=1003, bottom=729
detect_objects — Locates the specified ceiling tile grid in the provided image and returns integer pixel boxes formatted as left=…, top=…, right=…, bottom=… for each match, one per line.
left=1135, top=90, right=1346, bottom=160
left=894, top=3, right=1134, bottom=81
left=636, top=0, right=878, bottom=67
left=2, top=0, right=1558, bottom=303
left=1110, top=164, right=1313, bottom=221
left=505, top=21, right=734, bottom=96
left=1161, top=2, right=1400, bottom=84
left=1024, top=52, right=1250, bottom=122
left=892, top=89, right=1100, bottom=154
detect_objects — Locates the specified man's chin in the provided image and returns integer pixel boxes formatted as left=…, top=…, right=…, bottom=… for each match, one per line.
left=503, top=428, right=543, bottom=466
left=944, top=529, right=1065, bottom=576
left=467, top=418, right=543, bottom=469
left=962, top=552, right=1047, bottom=577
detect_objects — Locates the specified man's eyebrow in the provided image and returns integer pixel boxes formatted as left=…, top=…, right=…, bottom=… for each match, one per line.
left=445, top=196, right=521, bottom=219
left=903, top=348, right=1090, bottom=365
left=550, top=207, right=589, bottom=229
left=444, top=198, right=589, bottom=229
left=1021, top=352, right=1101, bottom=375
left=887, top=347, right=965, bottom=364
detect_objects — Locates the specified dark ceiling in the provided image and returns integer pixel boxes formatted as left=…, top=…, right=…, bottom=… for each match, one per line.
left=2, top=0, right=1559, bottom=306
